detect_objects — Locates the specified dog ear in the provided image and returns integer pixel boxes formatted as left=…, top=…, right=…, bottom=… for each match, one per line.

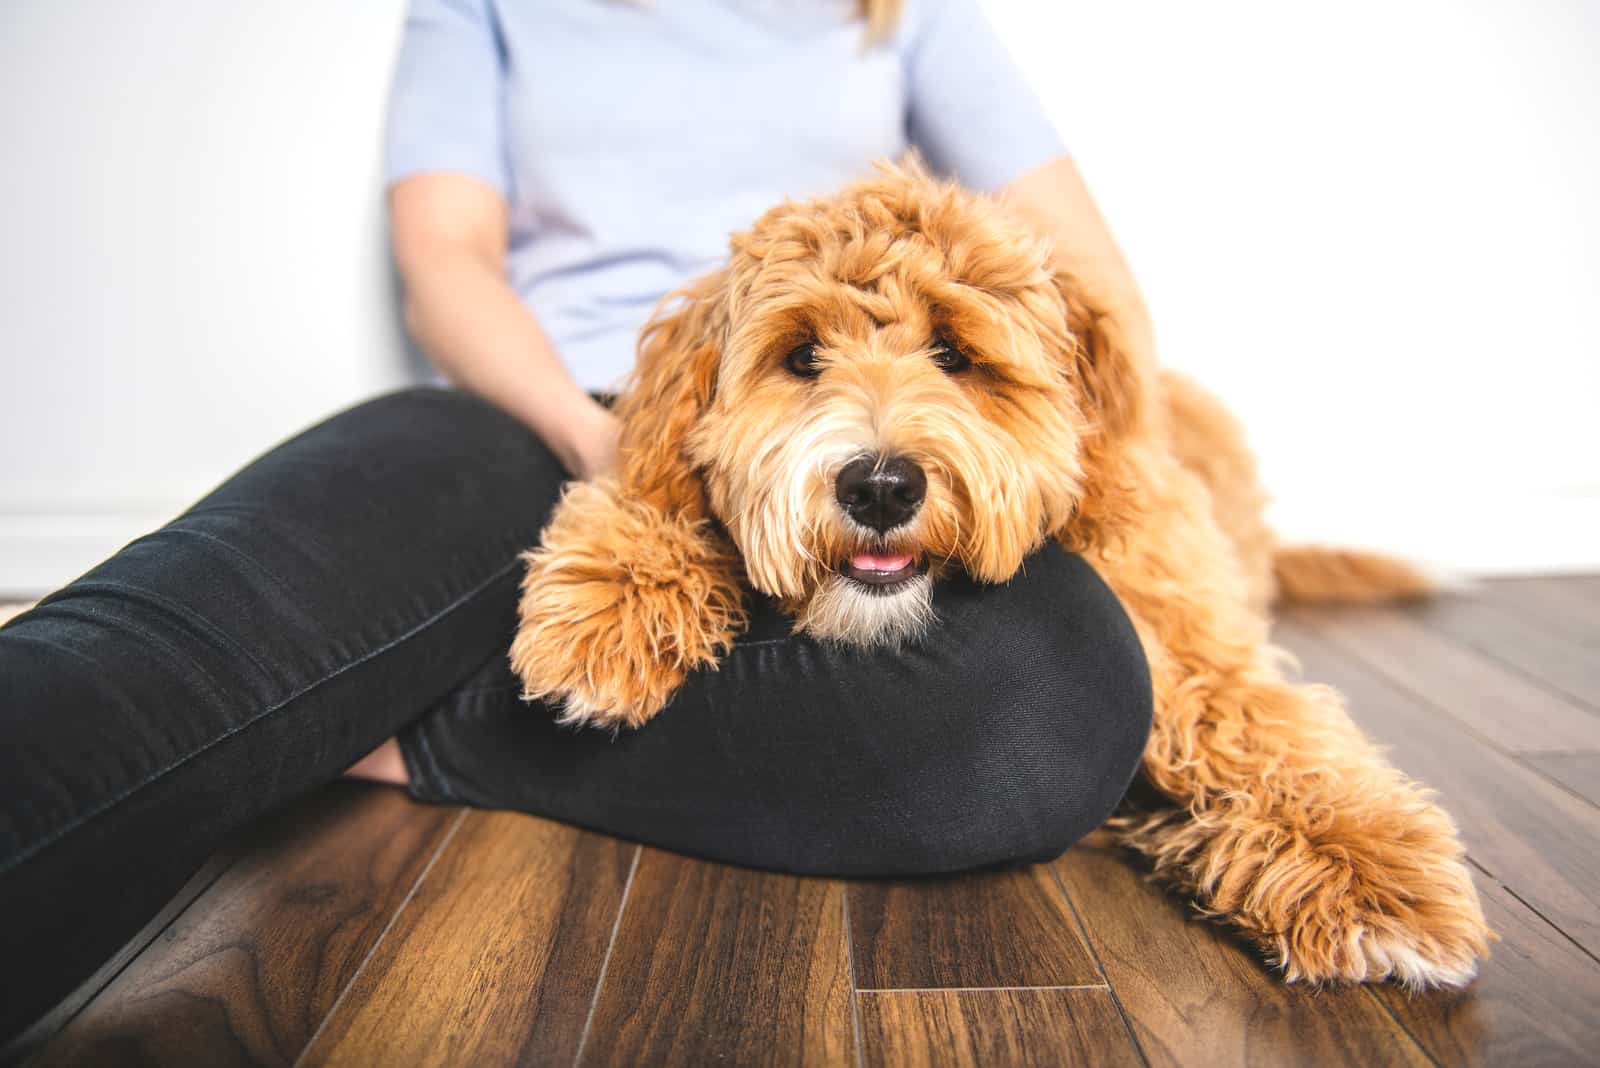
left=610, top=269, right=729, bottom=520
left=1053, top=268, right=1154, bottom=551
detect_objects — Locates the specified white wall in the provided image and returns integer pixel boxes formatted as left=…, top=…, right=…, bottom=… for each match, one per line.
left=989, top=0, right=1600, bottom=571
left=0, top=1, right=413, bottom=592
left=2, top=0, right=1597, bottom=593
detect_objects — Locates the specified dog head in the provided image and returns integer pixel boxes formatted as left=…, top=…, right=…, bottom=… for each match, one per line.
left=612, top=162, right=1148, bottom=646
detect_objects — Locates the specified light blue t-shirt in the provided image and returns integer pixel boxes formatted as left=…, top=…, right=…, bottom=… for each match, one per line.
left=385, top=0, right=1065, bottom=391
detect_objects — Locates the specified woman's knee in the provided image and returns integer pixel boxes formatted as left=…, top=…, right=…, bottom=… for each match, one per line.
left=868, top=545, right=1152, bottom=870
left=398, top=546, right=1151, bottom=879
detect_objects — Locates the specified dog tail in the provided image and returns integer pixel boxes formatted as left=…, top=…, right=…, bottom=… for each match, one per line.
left=1271, top=546, right=1442, bottom=604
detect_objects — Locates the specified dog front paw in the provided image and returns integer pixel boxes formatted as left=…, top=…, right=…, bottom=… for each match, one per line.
left=511, top=600, right=686, bottom=730
left=509, top=480, right=745, bottom=729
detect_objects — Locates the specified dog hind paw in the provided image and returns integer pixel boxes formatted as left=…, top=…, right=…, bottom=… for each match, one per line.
left=1264, top=846, right=1492, bottom=990
left=1354, top=924, right=1483, bottom=989
left=1275, top=903, right=1489, bottom=990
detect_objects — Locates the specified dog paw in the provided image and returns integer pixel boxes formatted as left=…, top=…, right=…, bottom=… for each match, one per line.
left=509, top=480, right=745, bottom=729
left=511, top=605, right=684, bottom=730
left=1269, top=869, right=1491, bottom=989
left=1126, top=787, right=1492, bottom=989
left=1245, top=812, right=1492, bottom=989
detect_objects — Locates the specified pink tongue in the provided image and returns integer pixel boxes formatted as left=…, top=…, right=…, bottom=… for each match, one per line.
left=851, top=552, right=914, bottom=573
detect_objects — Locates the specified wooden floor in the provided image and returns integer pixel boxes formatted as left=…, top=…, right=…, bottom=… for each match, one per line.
left=20, top=576, right=1600, bottom=1067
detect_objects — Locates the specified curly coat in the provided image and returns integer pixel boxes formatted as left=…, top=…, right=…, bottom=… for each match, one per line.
left=510, top=162, right=1489, bottom=989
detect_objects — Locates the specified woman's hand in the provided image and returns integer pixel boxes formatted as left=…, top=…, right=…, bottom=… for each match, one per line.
left=563, top=399, right=621, bottom=481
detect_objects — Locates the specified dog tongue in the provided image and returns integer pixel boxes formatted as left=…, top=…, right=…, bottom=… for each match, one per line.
left=851, top=552, right=913, bottom=573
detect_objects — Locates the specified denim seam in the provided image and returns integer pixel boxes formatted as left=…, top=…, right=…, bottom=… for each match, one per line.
left=34, top=600, right=244, bottom=736
left=394, top=725, right=429, bottom=801
left=42, top=577, right=279, bottom=693
left=0, top=557, right=521, bottom=876
left=85, top=522, right=360, bottom=686
left=104, top=524, right=296, bottom=606
left=410, top=728, right=457, bottom=803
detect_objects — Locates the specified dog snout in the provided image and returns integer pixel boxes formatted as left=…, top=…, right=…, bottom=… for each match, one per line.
left=834, top=454, right=926, bottom=533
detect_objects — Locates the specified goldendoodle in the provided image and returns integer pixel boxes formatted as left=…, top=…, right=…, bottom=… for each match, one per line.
left=509, top=162, right=1489, bottom=989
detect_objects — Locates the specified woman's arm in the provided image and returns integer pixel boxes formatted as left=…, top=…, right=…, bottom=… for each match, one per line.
left=389, top=173, right=618, bottom=479
left=1002, top=155, right=1158, bottom=366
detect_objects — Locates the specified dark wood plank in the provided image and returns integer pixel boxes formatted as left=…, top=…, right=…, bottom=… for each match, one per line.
left=1302, top=605, right=1600, bottom=753
left=1521, top=752, right=1600, bottom=808
left=1479, top=576, right=1600, bottom=647
left=857, top=988, right=1140, bottom=1068
left=1276, top=614, right=1600, bottom=956
left=579, top=849, right=852, bottom=1067
left=847, top=864, right=1100, bottom=990
left=301, top=810, right=636, bottom=1068
left=1410, top=595, right=1600, bottom=710
left=1372, top=872, right=1600, bottom=1067
left=1054, top=835, right=1431, bottom=1068
left=30, top=784, right=455, bottom=1068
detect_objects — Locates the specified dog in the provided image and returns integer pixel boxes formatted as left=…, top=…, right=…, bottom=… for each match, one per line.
left=509, top=162, right=1489, bottom=989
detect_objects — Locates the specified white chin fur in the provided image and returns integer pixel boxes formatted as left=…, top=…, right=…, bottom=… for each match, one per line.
left=797, top=572, right=935, bottom=648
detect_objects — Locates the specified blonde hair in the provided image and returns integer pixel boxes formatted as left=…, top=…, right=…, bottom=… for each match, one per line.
left=860, top=0, right=905, bottom=42
left=615, top=0, right=904, bottom=43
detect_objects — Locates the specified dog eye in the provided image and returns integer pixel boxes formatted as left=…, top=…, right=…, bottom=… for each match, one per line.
left=930, top=338, right=972, bottom=374
left=785, top=342, right=823, bottom=379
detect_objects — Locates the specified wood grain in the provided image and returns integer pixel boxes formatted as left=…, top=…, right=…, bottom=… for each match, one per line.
left=1054, top=835, right=1431, bottom=1068
left=1521, top=752, right=1600, bottom=808
left=1305, top=604, right=1600, bottom=753
left=847, top=864, right=1100, bottom=990
left=29, top=784, right=455, bottom=1068
left=300, top=810, right=636, bottom=1068
left=1372, top=872, right=1600, bottom=1067
left=1276, top=614, right=1600, bottom=956
left=857, top=988, right=1140, bottom=1068
left=32, top=581, right=1600, bottom=1068
left=1411, top=596, right=1600, bottom=710
left=579, top=849, right=852, bottom=1067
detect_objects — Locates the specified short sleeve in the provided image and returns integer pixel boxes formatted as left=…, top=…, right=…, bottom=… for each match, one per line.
left=384, top=0, right=510, bottom=194
left=902, top=0, right=1066, bottom=192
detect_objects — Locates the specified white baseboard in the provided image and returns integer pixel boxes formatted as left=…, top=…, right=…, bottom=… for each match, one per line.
left=2, top=490, right=1597, bottom=597
left=0, top=508, right=181, bottom=596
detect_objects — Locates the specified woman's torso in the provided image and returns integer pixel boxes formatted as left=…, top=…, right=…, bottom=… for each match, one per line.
left=494, top=0, right=911, bottom=389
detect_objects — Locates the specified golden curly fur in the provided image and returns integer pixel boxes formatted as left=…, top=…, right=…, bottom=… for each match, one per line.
left=510, top=162, right=1490, bottom=988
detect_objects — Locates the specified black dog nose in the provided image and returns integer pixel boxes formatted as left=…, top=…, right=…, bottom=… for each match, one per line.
left=835, top=454, right=927, bottom=533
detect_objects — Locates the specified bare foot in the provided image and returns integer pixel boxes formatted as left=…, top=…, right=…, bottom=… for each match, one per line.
left=344, top=737, right=409, bottom=787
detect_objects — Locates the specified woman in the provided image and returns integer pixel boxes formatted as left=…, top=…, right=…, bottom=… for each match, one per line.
left=0, top=0, right=1152, bottom=1045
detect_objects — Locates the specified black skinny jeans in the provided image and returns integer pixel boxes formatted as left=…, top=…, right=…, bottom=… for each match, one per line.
left=0, top=387, right=1151, bottom=1043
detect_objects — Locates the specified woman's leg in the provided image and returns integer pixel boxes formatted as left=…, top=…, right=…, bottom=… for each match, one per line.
left=399, top=543, right=1153, bottom=877
left=0, top=386, right=567, bottom=1043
